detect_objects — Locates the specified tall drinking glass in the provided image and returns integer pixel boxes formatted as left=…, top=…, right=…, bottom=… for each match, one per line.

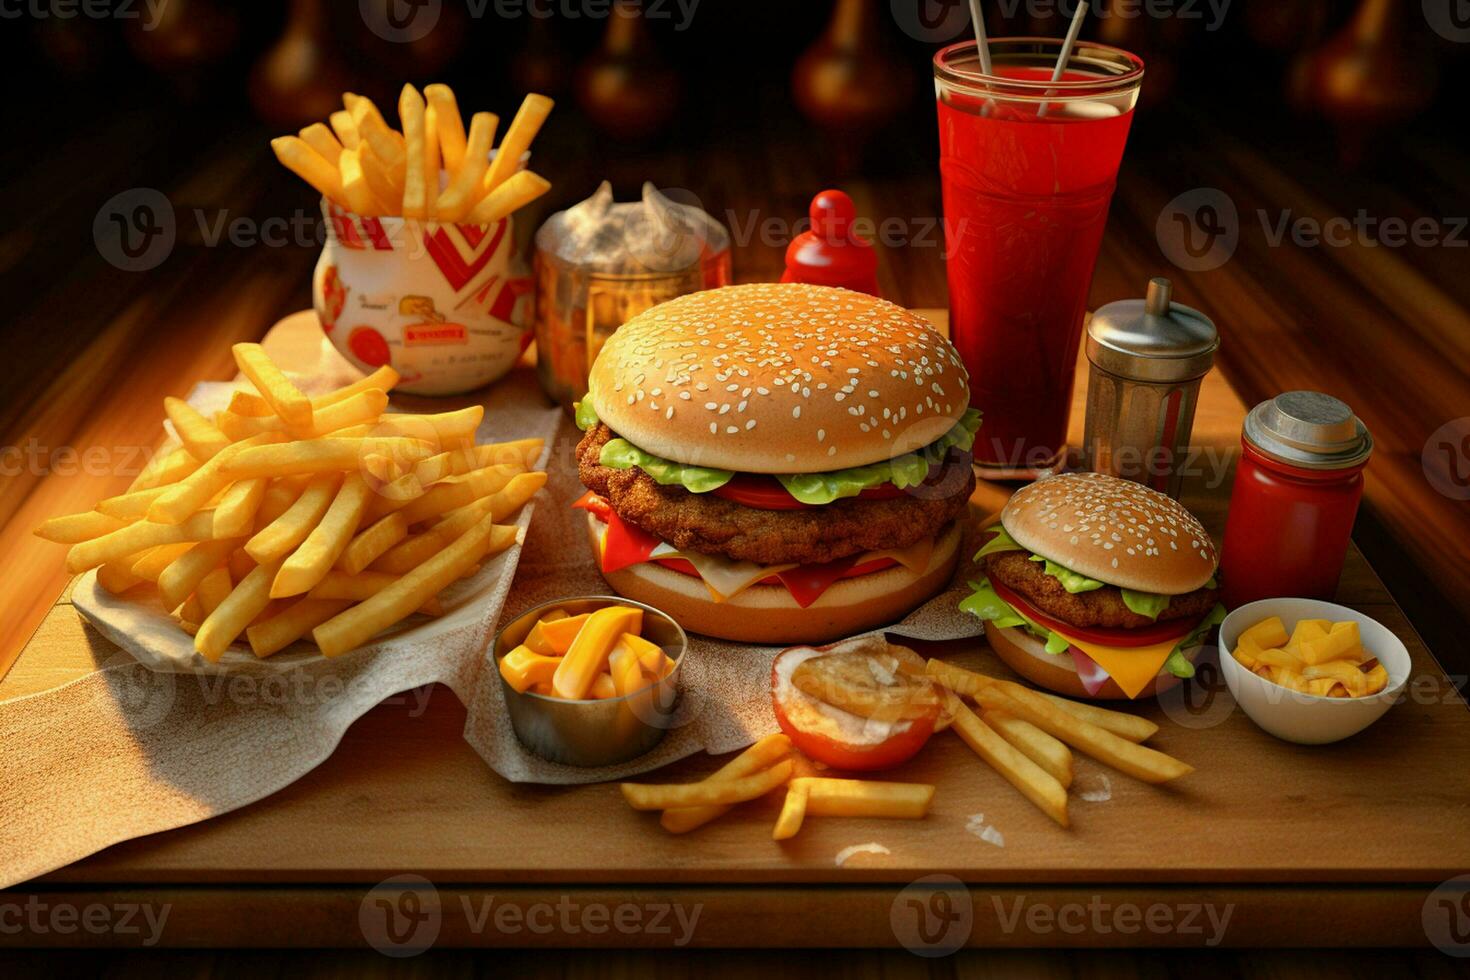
left=934, top=39, right=1144, bottom=476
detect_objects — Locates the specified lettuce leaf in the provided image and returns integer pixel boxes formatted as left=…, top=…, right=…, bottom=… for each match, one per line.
left=1162, top=602, right=1227, bottom=678
left=974, top=524, right=1026, bottom=560
left=1029, top=555, right=1106, bottom=594
left=595, top=406, right=982, bottom=501
left=599, top=438, right=733, bottom=493
left=575, top=397, right=600, bottom=432
left=959, top=578, right=1070, bottom=654
left=1121, top=589, right=1171, bottom=620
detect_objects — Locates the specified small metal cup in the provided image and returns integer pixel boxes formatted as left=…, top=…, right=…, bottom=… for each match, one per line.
left=491, top=596, right=687, bottom=767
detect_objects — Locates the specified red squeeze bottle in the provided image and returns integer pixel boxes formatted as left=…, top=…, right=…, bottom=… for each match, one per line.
left=781, top=189, right=880, bottom=296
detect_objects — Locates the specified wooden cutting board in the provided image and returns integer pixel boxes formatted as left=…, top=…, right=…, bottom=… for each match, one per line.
left=3, top=312, right=1467, bottom=951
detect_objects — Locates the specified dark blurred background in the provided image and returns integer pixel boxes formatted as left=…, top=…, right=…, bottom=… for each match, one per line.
left=1, top=0, right=1467, bottom=671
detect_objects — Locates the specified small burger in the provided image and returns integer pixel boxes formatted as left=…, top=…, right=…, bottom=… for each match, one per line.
left=961, top=472, right=1225, bottom=700
left=573, top=283, right=980, bottom=645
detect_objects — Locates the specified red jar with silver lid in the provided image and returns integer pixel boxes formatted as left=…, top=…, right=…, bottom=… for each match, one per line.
left=1220, top=391, right=1373, bottom=609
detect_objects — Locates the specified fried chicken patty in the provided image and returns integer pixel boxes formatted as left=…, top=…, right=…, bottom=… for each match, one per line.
left=981, top=547, right=1220, bottom=630
left=577, top=423, right=975, bottom=566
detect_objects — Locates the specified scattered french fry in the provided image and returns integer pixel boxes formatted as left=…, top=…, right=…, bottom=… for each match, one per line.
left=660, top=734, right=792, bottom=834
left=34, top=510, right=128, bottom=545
left=232, top=343, right=313, bottom=431
left=621, top=758, right=794, bottom=812
left=772, top=782, right=809, bottom=841
left=944, top=692, right=1069, bottom=828
left=981, top=709, right=1074, bottom=790
left=796, top=777, right=936, bottom=820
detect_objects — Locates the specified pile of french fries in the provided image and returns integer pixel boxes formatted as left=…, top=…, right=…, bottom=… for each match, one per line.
left=621, top=734, right=937, bottom=841
left=35, top=344, right=547, bottom=663
left=926, top=659, right=1191, bottom=828
left=272, top=84, right=553, bottom=224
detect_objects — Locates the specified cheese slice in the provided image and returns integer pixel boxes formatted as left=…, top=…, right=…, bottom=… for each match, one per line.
left=1048, top=625, right=1182, bottom=700
left=679, top=550, right=798, bottom=602
left=855, top=535, right=936, bottom=575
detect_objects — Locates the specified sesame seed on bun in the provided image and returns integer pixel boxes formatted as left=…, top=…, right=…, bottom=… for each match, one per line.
left=586, top=283, right=971, bottom=474
left=1000, top=471, right=1218, bottom=595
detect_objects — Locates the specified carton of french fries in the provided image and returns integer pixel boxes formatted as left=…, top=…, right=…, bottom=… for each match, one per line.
left=272, top=85, right=555, bottom=395
left=36, top=344, right=547, bottom=665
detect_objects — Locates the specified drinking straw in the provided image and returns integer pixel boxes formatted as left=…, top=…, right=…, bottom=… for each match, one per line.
left=1038, top=1, right=1089, bottom=118
left=967, top=0, right=994, bottom=75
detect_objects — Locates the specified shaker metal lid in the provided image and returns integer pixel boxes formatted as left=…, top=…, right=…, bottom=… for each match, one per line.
left=1086, top=277, right=1219, bottom=382
left=1243, top=390, right=1373, bottom=469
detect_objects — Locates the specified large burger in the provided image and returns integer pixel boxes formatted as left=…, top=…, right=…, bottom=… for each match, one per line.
left=573, top=283, right=981, bottom=644
left=962, top=472, right=1226, bottom=700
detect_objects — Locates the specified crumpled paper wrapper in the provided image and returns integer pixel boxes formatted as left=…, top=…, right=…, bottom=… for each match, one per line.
left=0, top=346, right=984, bottom=887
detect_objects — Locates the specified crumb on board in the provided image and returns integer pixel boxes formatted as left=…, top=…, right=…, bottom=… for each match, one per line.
left=965, top=813, right=1005, bottom=848
left=834, top=842, right=891, bottom=867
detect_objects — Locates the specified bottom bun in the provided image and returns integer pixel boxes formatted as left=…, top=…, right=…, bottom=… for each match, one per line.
left=588, top=520, right=961, bottom=646
left=987, top=625, right=1199, bottom=701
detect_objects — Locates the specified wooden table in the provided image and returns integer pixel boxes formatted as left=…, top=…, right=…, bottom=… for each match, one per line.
left=4, top=311, right=1466, bottom=951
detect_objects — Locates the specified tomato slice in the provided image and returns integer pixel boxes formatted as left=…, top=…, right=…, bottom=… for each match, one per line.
left=711, top=474, right=907, bottom=510
left=990, top=579, right=1200, bottom=647
left=770, top=657, right=937, bottom=771
left=571, top=490, right=612, bottom=523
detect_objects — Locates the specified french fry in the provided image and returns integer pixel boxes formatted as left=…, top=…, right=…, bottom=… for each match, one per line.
left=795, top=777, right=936, bottom=820
left=299, top=122, right=343, bottom=167
left=482, top=93, right=554, bottom=193
left=228, top=548, right=257, bottom=582
left=96, top=558, right=147, bottom=595
left=247, top=597, right=353, bottom=658
left=589, top=673, right=618, bottom=699
left=347, top=92, right=406, bottom=170
left=772, top=782, right=809, bottom=841
left=213, top=477, right=268, bottom=538
left=195, top=565, right=233, bottom=617
left=398, top=85, right=428, bottom=219
left=97, top=485, right=171, bottom=521
left=246, top=473, right=341, bottom=564
left=128, top=446, right=200, bottom=492
left=329, top=109, right=360, bottom=150
left=945, top=693, right=1069, bottom=828
left=255, top=476, right=310, bottom=529
left=552, top=605, right=643, bottom=699
left=336, top=512, right=407, bottom=575
left=129, top=543, right=195, bottom=582
left=1036, top=690, right=1158, bottom=744
left=425, top=83, right=467, bottom=174
left=608, top=639, right=646, bottom=697
left=306, top=568, right=444, bottom=615
left=158, top=537, right=241, bottom=610
left=34, top=510, right=128, bottom=544
left=499, top=645, right=563, bottom=693
left=359, top=140, right=404, bottom=211
left=467, top=169, right=551, bottom=225
left=972, top=683, right=1193, bottom=784
left=270, top=136, right=346, bottom=207
left=66, top=509, right=218, bottom=574
left=981, top=710, right=1074, bottom=789
left=528, top=613, right=589, bottom=656
left=232, top=343, right=313, bottom=431
left=312, top=512, right=502, bottom=657
left=228, top=364, right=399, bottom=418
left=271, top=473, right=372, bottom=597
left=660, top=734, right=793, bottom=834
left=178, top=595, right=203, bottom=632
left=222, top=436, right=435, bottom=480
left=217, top=388, right=389, bottom=441
left=369, top=405, right=483, bottom=446
left=147, top=433, right=282, bottom=525
left=391, top=463, right=525, bottom=525
left=622, top=758, right=793, bottom=812
left=411, top=437, right=543, bottom=485
left=423, top=102, right=441, bottom=219
left=338, top=147, right=389, bottom=217
left=195, top=558, right=285, bottom=662
left=434, top=110, right=497, bottom=221
left=163, top=396, right=230, bottom=460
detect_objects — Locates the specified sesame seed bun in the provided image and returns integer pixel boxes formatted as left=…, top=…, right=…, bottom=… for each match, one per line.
left=987, top=624, right=1199, bottom=700
left=1001, top=472, right=1218, bottom=594
left=587, top=518, right=962, bottom=645
left=587, top=283, right=971, bottom=474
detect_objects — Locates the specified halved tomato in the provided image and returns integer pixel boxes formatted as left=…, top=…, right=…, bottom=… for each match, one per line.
left=990, top=578, right=1201, bottom=647
left=770, top=643, right=938, bottom=771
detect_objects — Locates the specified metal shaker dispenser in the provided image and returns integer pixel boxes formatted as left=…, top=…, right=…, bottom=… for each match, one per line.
left=1083, top=278, right=1219, bottom=498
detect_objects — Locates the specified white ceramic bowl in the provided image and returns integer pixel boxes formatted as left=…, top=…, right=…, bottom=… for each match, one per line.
left=1218, top=598, right=1410, bottom=745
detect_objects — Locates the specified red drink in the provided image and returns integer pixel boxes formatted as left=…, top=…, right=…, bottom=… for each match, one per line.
left=934, top=41, right=1144, bottom=474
